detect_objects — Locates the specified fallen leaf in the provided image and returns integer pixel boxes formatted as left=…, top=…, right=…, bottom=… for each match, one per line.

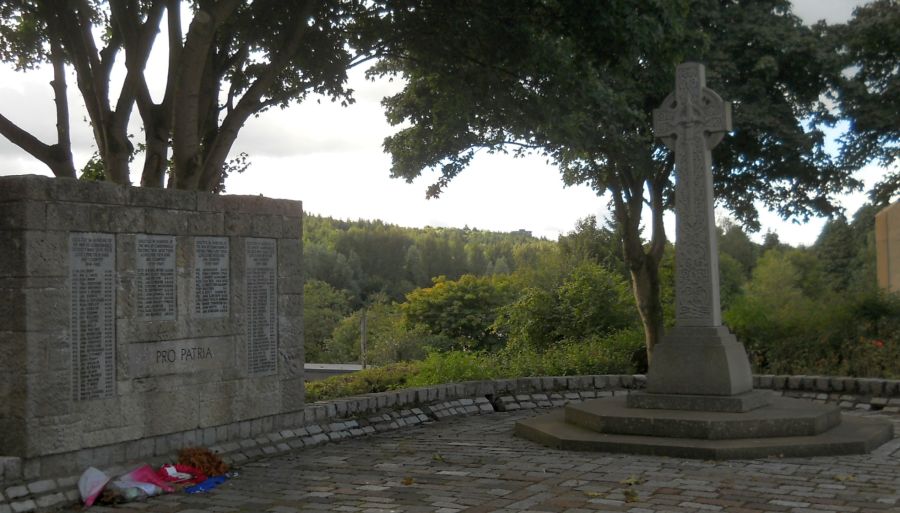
left=619, top=475, right=645, bottom=486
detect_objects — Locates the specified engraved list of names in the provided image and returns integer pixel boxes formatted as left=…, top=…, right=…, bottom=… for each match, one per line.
left=194, top=237, right=229, bottom=318
left=136, top=235, right=176, bottom=320
left=70, top=233, right=116, bottom=401
left=245, top=238, right=277, bottom=375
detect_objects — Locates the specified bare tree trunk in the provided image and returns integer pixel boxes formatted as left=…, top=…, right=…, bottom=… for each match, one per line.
left=173, top=1, right=241, bottom=190
left=611, top=163, right=670, bottom=365
left=630, top=257, right=664, bottom=364
left=139, top=1, right=181, bottom=188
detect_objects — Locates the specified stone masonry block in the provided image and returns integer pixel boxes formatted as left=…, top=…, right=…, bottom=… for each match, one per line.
left=45, top=176, right=127, bottom=205
left=183, top=211, right=224, bottom=235
left=0, top=175, right=51, bottom=203
left=25, top=479, right=54, bottom=495
left=127, top=186, right=197, bottom=210
left=801, top=376, right=817, bottom=390
left=218, top=194, right=300, bottom=217
left=0, top=201, right=46, bottom=232
left=282, top=216, right=302, bottom=239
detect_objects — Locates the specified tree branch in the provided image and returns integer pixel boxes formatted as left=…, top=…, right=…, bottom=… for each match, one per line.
left=197, top=0, right=317, bottom=190
left=49, top=42, right=76, bottom=178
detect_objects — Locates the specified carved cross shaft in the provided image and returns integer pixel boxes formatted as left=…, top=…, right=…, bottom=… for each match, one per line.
left=653, top=62, right=732, bottom=328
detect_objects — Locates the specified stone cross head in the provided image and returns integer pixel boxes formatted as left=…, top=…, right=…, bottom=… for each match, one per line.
left=653, top=63, right=732, bottom=151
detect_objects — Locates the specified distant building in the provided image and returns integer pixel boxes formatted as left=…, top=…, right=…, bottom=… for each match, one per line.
left=876, top=202, right=900, bottom=293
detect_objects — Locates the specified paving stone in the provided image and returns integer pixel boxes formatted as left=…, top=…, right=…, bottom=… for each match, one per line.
left=44, top=407, right=899, bottom=513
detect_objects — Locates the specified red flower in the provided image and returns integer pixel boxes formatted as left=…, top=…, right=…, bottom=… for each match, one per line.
left=871, top=339, right=885, bottom=349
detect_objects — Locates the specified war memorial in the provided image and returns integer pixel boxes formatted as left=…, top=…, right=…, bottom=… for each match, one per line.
left=0, top=64, right=898, bottom=512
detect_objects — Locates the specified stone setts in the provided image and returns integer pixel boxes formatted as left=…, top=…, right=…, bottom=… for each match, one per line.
left=1, top=373, right=898, bottom=512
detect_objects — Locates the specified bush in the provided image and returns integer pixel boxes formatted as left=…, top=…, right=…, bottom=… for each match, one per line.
left=305, top=362, right=422, bottom=402
left=495, top=328, right=644, bottom=377
left=305, top=328, right=645, bottom=401
left=724, top=248, right=900, bottom=377
left=494, top=262, right=637, bottom=350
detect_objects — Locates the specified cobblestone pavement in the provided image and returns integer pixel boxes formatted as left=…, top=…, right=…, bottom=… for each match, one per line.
left=75, top=409, right=900, bottom=513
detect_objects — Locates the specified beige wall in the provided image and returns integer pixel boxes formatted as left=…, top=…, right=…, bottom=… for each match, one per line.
left=876, top=202, right=900, bottom=293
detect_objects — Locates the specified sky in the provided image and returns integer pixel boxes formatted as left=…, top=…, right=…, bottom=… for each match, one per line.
left=0, top=0, right=889, bottom=246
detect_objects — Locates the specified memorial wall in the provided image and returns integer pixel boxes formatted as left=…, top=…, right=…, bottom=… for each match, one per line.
left=0, top=175, right=304, bottom=478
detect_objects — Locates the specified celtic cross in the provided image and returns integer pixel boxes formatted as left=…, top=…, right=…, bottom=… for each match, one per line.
left=653, top=62, right=732, bottom=327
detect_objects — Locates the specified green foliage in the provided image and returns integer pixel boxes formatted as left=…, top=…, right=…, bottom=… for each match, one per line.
left=718, top=219, right=758, bottom=278
left=830, top=0, right=899, bottom=200
left=307, top=329, right=645, bottom=401
left=557, top=216, right=626, bottom=275
left=815, top=216, right=856, bottom=291
left=495, top=262, right=636, bottom=350
left=405, top=351, right=498, bottom=387
left=304, top=214, right=544, bottom=305
left=79, top=155, right=106, bottom=182
left=303, top=280, right=352, bottom=362
left=491, top=329, right=646, bottom=379
left=402, top=274, right=515, bottom=351
left=305, top=362, right=421, bottom=402
left=370, top=0, right=869, bottom=357
left=724, top=247, right=900, bottom=378
left=717, top=253, right=745, bottom=312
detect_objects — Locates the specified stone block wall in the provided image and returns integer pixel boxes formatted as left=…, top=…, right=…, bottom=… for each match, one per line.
left=0, top=175, right=303, bottom=478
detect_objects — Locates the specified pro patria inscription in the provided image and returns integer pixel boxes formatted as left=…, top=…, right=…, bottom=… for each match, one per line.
left=135, top=235, right=176, bottom=320
left=127, top=338, right=232, bottom=378
left=246, top=238, right=277, bottom=375
left=70, top=233, right=116, bottom=401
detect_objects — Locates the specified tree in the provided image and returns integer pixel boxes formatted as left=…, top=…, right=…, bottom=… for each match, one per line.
left=815, top=216, right=856, bottom=291
left=557, top=215, right=627, bottom=276
left=0, top=0, right=370, bottom=189
left=303, top=279, right=352, bottom=362
left=831, top=0, right=899, bottom=205
left=373, top=0, right=856, bottom=361
left=718, top=219, right=758, bottom=279
left=402, top=274, right=514, bottom=351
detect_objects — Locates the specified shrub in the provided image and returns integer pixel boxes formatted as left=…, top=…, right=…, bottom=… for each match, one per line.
left=305, top=328, right=645, bottom=402
left=305, top=361, right=422, bottom=402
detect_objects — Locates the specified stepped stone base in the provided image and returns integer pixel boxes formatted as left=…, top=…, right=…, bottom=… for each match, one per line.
left=627, top=390, right=771, bottom=412
left=516, top=396, right=894, bottom=460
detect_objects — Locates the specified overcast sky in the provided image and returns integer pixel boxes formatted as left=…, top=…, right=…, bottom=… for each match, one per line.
left=0, top=0, right=887, bottom=246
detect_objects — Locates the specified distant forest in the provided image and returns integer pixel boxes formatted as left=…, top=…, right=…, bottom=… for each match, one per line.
left=303, top=214, right=547, bottom=305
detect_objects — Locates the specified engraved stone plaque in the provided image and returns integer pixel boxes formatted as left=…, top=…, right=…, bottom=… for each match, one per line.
left=135, top=235, right=176, bottom=321
left=70, top=233, right=116, bottom=401
left=245, top=238, right=277, bottom=375
left=194, top=237, right=230, bottom=318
